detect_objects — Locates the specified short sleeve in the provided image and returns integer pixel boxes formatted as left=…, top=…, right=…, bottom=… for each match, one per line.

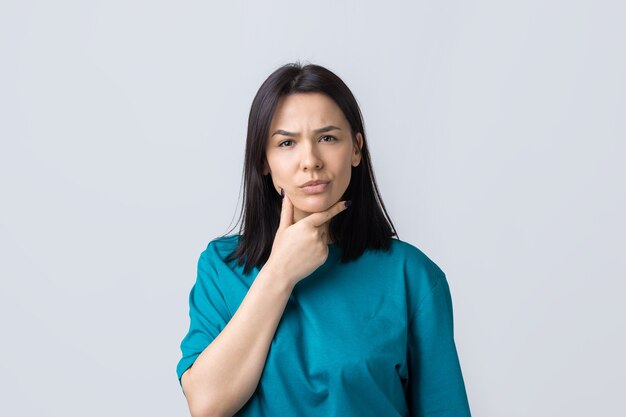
left=406, top=271, right=472, bottom=417
left=176, top=244, right=232, bottom=391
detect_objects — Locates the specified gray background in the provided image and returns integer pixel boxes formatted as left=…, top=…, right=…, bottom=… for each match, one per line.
left=1, top=0, right=624, bottom=416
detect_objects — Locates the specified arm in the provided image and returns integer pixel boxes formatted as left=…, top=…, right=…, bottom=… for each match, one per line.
left=406, top=272, right=472, bottom=417
left=179, top=195, right=348, bottom=417
left=181, top=265, right=294, bottom=417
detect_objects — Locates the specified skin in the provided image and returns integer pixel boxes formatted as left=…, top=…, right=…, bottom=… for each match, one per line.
left=263, top=92, right=363, bottom=243
left=181, top=93, right=365, bottom=417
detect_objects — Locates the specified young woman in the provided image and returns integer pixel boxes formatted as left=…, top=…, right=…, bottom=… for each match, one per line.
left=176, top=62, right=472, bottom=417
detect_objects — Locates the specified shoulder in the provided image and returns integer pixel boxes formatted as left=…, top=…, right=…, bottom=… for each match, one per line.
left=200, top=234, right=241, bottom=264
left=387, top=238, right=444, bottom=272
left=383, top=238, right=450, bottom=320
left=385, top=237, right=446, bottom=288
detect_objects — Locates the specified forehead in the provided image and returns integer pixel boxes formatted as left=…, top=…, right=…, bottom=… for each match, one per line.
left=270, top=92, right=346, bottom=129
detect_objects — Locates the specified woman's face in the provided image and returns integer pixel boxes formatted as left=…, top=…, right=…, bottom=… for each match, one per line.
left=264, top=92, right=363, bottom=222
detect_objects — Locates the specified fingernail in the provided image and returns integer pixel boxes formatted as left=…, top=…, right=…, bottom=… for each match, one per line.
left=344, top=200, right=352, bottom=208
left=280, top=188, right=285, bottom=199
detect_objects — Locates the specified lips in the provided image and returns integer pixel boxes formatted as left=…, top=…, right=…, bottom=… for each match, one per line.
left=299, top=179, right=330, bottom=188
left=300, top=181, right=329, bottom=195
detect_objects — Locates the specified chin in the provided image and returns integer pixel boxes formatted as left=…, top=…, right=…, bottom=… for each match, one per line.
left=295, top=198, right=336, bottom=213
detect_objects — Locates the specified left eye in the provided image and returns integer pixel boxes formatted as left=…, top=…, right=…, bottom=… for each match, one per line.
left=320, top=135, right=337, bottom=142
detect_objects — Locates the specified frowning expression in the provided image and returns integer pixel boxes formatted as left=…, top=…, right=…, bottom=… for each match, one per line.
left=264, top=92, right=362, bottom=222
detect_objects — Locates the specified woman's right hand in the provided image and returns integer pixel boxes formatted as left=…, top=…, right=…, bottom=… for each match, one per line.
left=264, top=190, right=350, bottom=288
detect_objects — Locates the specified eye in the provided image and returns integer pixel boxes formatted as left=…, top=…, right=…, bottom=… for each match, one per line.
left=320, top=135, right=338, bottom=142
left=278, top=140, right=294, bottom=147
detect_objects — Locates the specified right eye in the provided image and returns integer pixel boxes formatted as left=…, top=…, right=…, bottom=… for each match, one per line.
left=278, top=140, right=293, bottom=147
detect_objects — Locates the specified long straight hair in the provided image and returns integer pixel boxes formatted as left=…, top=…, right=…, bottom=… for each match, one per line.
left=221, top=62, right=398, bottom=274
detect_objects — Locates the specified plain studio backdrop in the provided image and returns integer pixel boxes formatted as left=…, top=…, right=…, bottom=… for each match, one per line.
left=1, top=0, right=624, bottom=416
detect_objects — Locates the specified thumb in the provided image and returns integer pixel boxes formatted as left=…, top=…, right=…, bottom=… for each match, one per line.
left=278, top=188, right=294, bottom=231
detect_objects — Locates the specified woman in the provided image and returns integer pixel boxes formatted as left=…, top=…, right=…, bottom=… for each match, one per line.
left=176, top=62, right=472, bottom=417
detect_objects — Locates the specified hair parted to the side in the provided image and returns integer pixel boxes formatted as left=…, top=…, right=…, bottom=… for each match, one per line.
left=220, top=61, right=398, bottom=274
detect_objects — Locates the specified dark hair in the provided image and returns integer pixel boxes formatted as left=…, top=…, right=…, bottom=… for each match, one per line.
left=221, top=61, right=398, bottom=274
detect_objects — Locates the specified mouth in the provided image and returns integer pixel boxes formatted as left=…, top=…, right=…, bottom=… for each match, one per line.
left=299, top=180, right=330, bottom=188
left=300, top=181, right=330, bottom=195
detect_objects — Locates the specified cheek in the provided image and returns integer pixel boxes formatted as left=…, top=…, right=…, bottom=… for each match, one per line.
left=343, top=153, right=354, bottom=177
left=266, top=159, right=292, bottom=185
left=333, top=159, right=353, bottom=191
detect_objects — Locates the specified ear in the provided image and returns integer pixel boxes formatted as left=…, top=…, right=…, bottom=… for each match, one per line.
left=262, top=159, right=270, bottom=175
left=352, top=132, right=363, bottom=167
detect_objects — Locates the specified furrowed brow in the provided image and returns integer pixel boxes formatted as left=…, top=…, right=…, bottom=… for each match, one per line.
left=271, top=125, right=341, bottom=137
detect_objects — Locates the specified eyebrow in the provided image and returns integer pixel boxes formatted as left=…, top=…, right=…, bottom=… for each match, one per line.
left=271, top=125, right=342, bottom=137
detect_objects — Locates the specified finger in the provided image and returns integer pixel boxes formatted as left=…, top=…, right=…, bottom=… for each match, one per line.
left=277, top=189, right=294, bottom=231
left=305, top=200, right=350, bottom=228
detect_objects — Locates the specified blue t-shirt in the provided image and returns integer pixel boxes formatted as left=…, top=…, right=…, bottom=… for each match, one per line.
left=176, top=234, right=471, bottom=416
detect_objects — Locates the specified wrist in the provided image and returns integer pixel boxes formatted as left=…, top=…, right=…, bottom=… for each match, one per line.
left=258, top=263, right=295, bottom=294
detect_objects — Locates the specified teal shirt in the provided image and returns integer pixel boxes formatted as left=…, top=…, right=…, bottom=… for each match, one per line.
left=176, top=235, right=471, bottom=416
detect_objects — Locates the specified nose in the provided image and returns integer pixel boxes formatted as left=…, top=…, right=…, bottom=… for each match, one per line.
left=300, top=142, right=323, bottom=171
